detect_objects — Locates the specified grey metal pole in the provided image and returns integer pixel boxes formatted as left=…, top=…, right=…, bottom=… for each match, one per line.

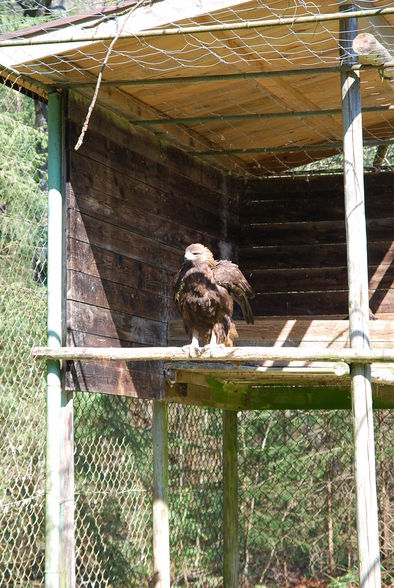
left=45, top=90, right=65, bottom=588
left=130, top=105, right=392, bottom=127
left=223, top=410, right=239, bottom=588
left=340, top=7, right=381, bottom=587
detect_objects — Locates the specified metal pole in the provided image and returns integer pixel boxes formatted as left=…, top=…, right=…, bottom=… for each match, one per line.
left=131, top=105, right=392, bottom=127
left=152, top=401, right=170, bottom=588
left=53, top=62, right=394, bottom=89
left=46, top=91, right=66, bottom=588
left=190, top=139, right=393, bottom=157
left=1, top=6, right=394, bottom=46
left=223, top=410, right=239, bottom=588
left=340, top=7, right=381, bottom=587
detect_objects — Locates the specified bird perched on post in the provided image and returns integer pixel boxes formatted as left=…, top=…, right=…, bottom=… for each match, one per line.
left=173, top=243, right=254, bottom=356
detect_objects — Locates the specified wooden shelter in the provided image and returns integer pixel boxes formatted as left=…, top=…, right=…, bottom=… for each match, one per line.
left=1, top=1, right=393, bottom=587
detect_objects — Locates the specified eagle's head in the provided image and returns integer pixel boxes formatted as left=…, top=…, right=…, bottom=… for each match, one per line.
left=184, top=243, right=214, bottom=267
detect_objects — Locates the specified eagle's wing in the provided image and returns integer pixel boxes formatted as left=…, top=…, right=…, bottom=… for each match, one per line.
left=214, top=260, right=254, bottom=324
left=173, top=264, right=186, bottom=307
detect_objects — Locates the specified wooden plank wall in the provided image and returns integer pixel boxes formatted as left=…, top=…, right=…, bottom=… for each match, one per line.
left=65, top=93, right=238, bottom=398
left=240, top=173, right=394, bottom=318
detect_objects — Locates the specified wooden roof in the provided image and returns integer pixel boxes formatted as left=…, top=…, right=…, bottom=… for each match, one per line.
left=1, top=0, right=393, bottom=175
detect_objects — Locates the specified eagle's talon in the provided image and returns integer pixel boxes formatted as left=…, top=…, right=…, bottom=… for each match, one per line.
left=201, top=343, right=226, bottom=355
left=182, top=343, right=201, bottom=358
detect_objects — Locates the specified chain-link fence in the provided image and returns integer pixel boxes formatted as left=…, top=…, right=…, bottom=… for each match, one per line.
left=1, top=61, right=393, bottom=588
left=73, top=394, right=153, bottom=586
left=72, top=402, right=393, bottom=586
left=0, top=81, right=47, bottom=586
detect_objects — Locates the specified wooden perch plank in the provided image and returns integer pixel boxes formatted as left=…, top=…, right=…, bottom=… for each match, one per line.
left=32, top=345, right=394, bottom=363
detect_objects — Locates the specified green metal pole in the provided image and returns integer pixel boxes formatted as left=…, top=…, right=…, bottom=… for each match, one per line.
left=52, top=62, right=394, bottom=90
left=130, top=105, right=393, bottom=127
left=190, top=139, right=393, bottom=157
left=45, top=90, right=64, bottom=588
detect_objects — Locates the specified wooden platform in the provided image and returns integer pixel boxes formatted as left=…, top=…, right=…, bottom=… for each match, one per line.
left=166, top=318, right=394, bottom=409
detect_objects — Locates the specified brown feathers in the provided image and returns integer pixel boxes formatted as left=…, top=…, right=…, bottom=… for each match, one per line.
left=173, top=243, right=254, bottom=348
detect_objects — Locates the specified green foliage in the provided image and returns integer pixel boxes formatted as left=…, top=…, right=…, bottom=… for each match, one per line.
left=168, top=406, right=223, bottom=586
left=0, top=1, right=53, bottom=33
left=237, top=411, right=358, bottom=585
left=295, top=144, right=394, bottom=174
left=0, top=88, right=47, bottom=284
left=328, top=568, right=358, bottom=586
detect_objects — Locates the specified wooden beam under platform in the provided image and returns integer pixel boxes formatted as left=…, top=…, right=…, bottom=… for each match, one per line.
left=164, top=363, right=394, bottom=410
left=33, top=341, right=394, bottom=408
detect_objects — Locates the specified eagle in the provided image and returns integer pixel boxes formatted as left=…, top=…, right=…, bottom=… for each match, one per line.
left=173, top=243, right=254, bottom=355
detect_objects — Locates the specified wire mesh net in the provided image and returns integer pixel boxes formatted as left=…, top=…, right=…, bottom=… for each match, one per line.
left=1, top=0, right=394, bottom=176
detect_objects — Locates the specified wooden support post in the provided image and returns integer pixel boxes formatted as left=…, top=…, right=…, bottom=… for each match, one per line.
left=152, top=401, right=170, bottom=588
left=340, top=7, right=381, bottom=587
left=223, top=410, right=239, bottom=587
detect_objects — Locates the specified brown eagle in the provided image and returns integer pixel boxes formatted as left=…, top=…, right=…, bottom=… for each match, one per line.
left=173, top=243, right=254, bottom=355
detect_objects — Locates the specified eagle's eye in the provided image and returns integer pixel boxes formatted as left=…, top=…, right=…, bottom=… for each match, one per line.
left=184, top=245, right=207, bottom=262
left=184, top=250, right=196, bottom=261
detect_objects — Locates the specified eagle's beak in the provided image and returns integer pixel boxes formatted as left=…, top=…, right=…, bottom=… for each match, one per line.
left=184, top=251, right=195, bottom=261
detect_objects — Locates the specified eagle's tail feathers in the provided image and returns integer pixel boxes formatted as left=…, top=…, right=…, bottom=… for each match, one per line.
left=238, top=295, right=254, bottom=325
